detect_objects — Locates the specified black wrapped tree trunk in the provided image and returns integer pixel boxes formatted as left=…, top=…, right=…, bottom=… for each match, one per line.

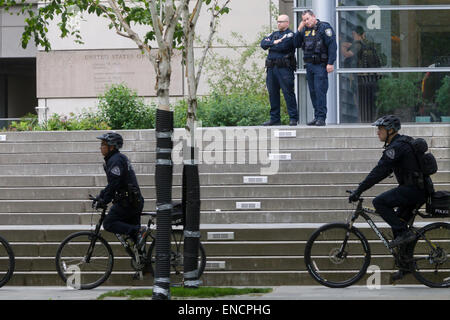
left=183, top=150, right=201, bottom=288
left=152, top=109, right=173, bottom=300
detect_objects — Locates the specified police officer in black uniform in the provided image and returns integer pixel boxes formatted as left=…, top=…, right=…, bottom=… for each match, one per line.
left=294, top=10, right=337, bottom=126
left=261, top=14, right=299, bottom=126
left=348, top=116, right=427, bottom=280
left=93, top=132, right=147, bottom=247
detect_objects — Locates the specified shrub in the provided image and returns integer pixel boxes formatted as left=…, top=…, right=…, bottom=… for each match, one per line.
left=436, top=76, right=450, bottom=115
left=173, top=99, right=188, bottom=128
left=197, top=90, right=280, bottom=127
left=8, top=112, right=110, bottom=131
left=8, top=113, right=39, bottom=131
left=376, top=76, right=421, bottom=114
left=98, top=84, right=155, bottom=129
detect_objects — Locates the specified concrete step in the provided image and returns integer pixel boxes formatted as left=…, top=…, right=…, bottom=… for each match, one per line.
left=1, top=124, right=448, bottom=142
left=4, top=255, right=406, bottom=272
left=0, top=172, right=449, bottom=187
left=0, top=184, right=449, bottom=200
left=1, top=222, right=441, bottom=241
left=3, top=222, right=445, bottom=286
left=2, top=148, right=449, bottom=165
left=2, top=208, right=448, bottom=225
left=1, top=136, right=449, bottom=154
left=6, top=270, right=426, bottom=286
left=1, top=193, right=450, bottom=213
left=0, top=160, right=449, bottom=175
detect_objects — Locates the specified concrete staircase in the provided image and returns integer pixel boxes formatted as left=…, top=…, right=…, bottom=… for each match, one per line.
left=0, top=125, right=448, bottom=287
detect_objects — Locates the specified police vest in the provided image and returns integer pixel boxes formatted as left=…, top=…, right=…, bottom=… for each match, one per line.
left=303, top=22, right=328, bottom=64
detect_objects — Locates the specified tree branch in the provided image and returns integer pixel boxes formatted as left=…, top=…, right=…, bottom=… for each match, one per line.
left=195, top=0, right=230, bottom=89
left=106, top=0, right=154, bottom=62
left=165, top=0, right=186, bottom=46
left=148, top=0, right=165, bottom=49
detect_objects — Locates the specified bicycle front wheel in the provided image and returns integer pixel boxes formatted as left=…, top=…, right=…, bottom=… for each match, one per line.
left=304, top=223, right=371, bottom=288
left=55, top=231, right=114, bottom=290
left=412, top=222, right=450, bottom=288
left=0, top=235, right=15, bottom=287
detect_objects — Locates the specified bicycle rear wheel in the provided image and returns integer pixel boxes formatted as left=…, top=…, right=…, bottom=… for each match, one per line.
left=55, top=231, right=114, bottom=290
left=411, top=222, right=450, bottom=288
left=147, top=230, right=206, bottom=279
left=304, top=223, right=371, bottom=288
left=0, top=235, right=15, bottom=288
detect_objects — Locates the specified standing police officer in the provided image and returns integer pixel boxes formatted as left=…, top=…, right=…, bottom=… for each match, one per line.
left=348, top=116, right=428, bottom=281
left=261, top=14, right=299, bottom=126
left=93, top=132, right=147, bottom=248
left=295, top=10, right=337, bottom=126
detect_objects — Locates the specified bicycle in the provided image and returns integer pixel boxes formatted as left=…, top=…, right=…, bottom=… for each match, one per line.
left=55, top=195, right=207, bottom=290
left=0, top=235, right=14, bottom=288
left=304, top=191, right=450, bottom=288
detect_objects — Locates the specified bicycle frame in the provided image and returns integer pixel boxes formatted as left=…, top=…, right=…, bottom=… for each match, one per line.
left=347, top=198, right=396, bottom=255
left=85, top=207, right=107, bottom=263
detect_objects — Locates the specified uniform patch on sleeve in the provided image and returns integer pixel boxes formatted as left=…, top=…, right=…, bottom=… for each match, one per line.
left=287, top=32, right=294, bottom=38
left=111, top=166, right=121, bottom=176
left=385, top=149, right=396, bottom=160
left=325, top=28, right=333, bottom=37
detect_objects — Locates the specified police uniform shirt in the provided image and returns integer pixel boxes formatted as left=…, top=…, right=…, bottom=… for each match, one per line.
left=294, top=20, right=337, bottom=65
left=100, top=149, right=140, bottom=204
left=260, top=28, right=296, bottom=60
left=357, top=134, right=422, bottom=193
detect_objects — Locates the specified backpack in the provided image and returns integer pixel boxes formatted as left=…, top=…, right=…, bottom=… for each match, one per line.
left=357, top=40, right=382, bottom=68
left=399, top=136, right=438, bottom=195
left=406, top=138, right=438, bottom=176
left=399, top=136, right=438, bottom=176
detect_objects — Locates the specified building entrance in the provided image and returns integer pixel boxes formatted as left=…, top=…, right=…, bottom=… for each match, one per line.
left=0, top=58, right=37, bottom=128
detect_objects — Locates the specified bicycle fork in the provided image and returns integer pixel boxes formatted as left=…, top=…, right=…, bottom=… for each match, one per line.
left=336, top=213, right=360, bottom=259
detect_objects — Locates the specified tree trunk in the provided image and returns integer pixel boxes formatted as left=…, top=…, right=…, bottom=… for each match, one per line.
left=152, top=49, right=174, bottom=300
left=182, top=20, right=202, bottom=287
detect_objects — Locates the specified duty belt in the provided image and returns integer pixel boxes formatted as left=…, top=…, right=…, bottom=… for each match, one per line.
left=266, top=58, right=293, bottom=69
left=304, top=57, right=327, bottom=64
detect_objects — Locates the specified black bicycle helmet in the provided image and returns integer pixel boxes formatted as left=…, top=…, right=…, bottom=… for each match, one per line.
left=96, top=132, right=123, bottom=149
left=372, top=115, right=401, bottom=132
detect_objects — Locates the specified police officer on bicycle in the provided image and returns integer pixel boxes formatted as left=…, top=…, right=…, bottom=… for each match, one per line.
left=93, top=132, right=147, bottom=248
left=348, top=116, right=428, bottom=279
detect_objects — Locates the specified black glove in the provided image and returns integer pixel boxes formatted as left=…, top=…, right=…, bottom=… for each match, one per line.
left=92, top=197, right=106, bottom=210
left=348, top=190, right=362, bottom=203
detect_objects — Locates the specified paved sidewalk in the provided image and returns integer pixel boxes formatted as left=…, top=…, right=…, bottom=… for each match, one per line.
left=0, top=285, right=448, bottom=300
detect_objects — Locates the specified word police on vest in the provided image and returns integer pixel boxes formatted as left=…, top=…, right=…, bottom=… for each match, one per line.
left=178, top=304, right=271, bottom=317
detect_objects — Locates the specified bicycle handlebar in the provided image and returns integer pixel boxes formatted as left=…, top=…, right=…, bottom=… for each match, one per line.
left=88, top=194, right=107, bottom=213
left=346, top=190, right=364, bottom=203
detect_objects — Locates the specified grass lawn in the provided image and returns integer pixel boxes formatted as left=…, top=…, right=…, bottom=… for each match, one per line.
left=97, top=287, right=273, bottom=300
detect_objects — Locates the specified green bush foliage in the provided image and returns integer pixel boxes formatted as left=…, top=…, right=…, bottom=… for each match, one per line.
left=197, top=90, right=287, bottom=127
left=376, top=75, right=421, bottom=114
left=97, top=84, right=155, bottom=129
left=436, top=76, right=450, bottom=115
left=8, top=112, right=110, bottom=131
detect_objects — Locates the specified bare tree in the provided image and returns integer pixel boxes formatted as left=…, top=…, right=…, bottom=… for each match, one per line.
left=179, top=0, right=230, bottom=289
